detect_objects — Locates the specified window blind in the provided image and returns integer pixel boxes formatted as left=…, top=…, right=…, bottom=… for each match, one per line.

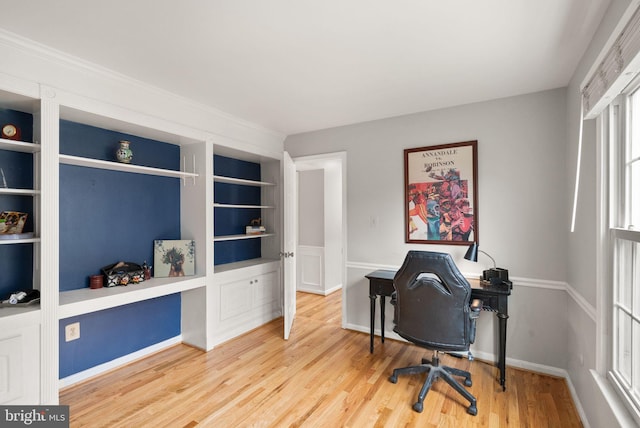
left=583, top=5, right=640, bottom=118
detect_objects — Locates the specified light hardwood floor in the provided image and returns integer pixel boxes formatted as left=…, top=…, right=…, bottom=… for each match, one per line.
left=60, top=291, right=582, bottom=427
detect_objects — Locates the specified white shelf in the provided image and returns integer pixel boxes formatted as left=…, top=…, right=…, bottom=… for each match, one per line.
left=59, top=154, right=199, bottom=179
left=58, top=275, right=207, bottom=319
left=0, top=188, right=40, bottom=196
left=213, top=203, right=275, bottom=209
left=214, top=233, right=275, bottom=242
left=0, top=305, right=40, bottom=321
left=213, top=175, right=275, bottom=187
left=0, top=236, right=40, bottom=245
left=0, top=138, right=40, bottom=153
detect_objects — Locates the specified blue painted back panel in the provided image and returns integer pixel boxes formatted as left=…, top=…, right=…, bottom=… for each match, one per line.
left=60, top=120, right=179, bottom=170
left=59, top=294, right=180, bottom=378
left=58, top=120, right=182, bottom=377
left=59, top=165, right=180, bottom=289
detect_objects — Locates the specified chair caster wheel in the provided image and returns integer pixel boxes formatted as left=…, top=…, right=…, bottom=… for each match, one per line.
left=389, top=375, right=397, bottom=384
left=467, top=404, right=477, bottom=416
left=412, top=402, right=423, bottom=413
left=464, top=378, right=472, bottom=387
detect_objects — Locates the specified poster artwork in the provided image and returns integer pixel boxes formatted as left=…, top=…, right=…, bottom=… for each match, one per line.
left=405, top=141, right=478, bottom=244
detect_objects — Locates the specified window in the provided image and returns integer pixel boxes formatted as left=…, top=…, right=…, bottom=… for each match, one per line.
left=607, top=83, right=640, bottom=420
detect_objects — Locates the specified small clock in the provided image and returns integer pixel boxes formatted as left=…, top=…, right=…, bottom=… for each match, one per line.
left=1, top=124, right=20, bottom=140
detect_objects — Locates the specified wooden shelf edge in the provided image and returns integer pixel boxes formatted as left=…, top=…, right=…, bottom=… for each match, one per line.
left=58, top=275, right=207, bottom=319
left=59, top=154, right=199, bottom=179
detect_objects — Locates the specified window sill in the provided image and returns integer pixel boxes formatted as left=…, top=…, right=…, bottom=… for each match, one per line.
left=591, top=370, right=639, bottom=427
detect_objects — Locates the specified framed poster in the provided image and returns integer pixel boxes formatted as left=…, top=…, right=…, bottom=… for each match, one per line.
left=404, top=140, right=478, bottom=245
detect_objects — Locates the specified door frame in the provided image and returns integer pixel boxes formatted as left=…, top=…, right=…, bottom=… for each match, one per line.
left=293, top=151, right=347, bottom=327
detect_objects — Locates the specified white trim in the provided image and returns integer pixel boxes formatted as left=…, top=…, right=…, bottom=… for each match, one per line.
left=348, top=261, right=568, bottom=291
left=592, top=370, right=640, bottom=427
left=58, top=336, right=182, bottom=389
left=566, top=283, right=597, bottom=322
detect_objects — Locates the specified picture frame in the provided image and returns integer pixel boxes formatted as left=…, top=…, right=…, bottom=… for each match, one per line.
left=153, top=239, right=195, bottom=278
left=404, top=140, right=478, bottom=245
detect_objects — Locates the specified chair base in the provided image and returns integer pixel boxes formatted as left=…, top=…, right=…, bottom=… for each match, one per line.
left=388, top=353, right=477, bottom=416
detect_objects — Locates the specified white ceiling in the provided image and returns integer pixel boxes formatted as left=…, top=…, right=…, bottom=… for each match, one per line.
left=0, top=0, right=611, bottom=135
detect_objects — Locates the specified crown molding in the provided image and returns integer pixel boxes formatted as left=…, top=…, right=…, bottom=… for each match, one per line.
left=0, top=28, right=285, bottom=143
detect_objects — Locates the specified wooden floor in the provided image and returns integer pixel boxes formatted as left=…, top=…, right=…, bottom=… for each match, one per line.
left=60, top=291, right=582, bottom=427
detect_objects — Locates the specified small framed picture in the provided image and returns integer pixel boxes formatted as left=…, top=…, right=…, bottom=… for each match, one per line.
left=153, top=239, right=195, bottom=278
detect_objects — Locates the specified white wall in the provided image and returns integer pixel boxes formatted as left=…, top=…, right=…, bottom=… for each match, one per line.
left=324, top=162, right=343, bottom=291
left=285, top=88, right=571, bottom=371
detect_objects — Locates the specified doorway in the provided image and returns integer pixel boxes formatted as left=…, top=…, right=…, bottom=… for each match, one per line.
left=293, top=152, right=347, bottom=327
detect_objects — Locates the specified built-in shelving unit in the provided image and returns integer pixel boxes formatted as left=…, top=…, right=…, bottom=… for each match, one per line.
left=0, top=87, right=43, bottom=405
left=212, top=153, right=279, bottom=268
left=0, top=68, right=284, bottom=406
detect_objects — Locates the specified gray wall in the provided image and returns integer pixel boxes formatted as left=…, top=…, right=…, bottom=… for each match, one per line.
left=285, top=88, right=571, bottom=370
left=298, top=169, right=325, bottom=247
left=565, top=0, right=634, bottom=426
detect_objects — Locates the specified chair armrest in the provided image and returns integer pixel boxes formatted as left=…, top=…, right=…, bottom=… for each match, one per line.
left=469, top=298, right=483, bottom=319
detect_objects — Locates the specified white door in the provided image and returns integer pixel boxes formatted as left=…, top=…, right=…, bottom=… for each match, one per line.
left=283, top=151, right=297, bottom=339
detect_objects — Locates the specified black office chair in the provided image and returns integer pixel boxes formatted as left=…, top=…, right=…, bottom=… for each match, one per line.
left=388, top=250, right=482, bottom=415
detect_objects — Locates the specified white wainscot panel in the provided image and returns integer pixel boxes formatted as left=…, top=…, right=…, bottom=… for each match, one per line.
left=298, top=246, right=324, bottom=294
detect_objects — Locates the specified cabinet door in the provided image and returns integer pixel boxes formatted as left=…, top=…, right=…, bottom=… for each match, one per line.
left=253, top=271, right=277, bottom=307
left=0, top=325, right=39, bottom=404
left=220, top=279, right=253, bottom=320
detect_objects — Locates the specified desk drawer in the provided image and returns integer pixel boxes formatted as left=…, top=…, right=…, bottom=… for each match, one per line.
left=369, top=279, right=395, bottom=296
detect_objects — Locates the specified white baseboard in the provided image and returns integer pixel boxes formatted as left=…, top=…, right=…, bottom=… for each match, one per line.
left=58, top=336, right=182, bottom=389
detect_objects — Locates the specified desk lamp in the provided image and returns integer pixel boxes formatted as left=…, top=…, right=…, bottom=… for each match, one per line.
left=464, top=242, right=510, bottom=287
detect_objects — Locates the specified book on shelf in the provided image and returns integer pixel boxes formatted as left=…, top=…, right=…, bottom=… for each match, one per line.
left=246, top=225, right=266, bottom=235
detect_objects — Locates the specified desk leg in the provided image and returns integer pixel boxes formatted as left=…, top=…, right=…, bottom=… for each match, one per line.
left=380, top=296, right=385, bottom=343
left=498, top=312, right=509, bottom=391
left=369, top=294, right=376, bottom=353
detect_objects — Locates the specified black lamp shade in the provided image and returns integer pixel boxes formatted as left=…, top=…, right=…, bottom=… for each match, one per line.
left=464, top=242, right=479, bottom=262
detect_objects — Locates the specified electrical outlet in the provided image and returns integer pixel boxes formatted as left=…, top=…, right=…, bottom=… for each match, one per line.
left=65, top=322, right=80, bottom=342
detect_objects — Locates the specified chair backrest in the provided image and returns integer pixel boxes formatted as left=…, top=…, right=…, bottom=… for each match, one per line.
left=393, top=250, right=472, bottom=352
